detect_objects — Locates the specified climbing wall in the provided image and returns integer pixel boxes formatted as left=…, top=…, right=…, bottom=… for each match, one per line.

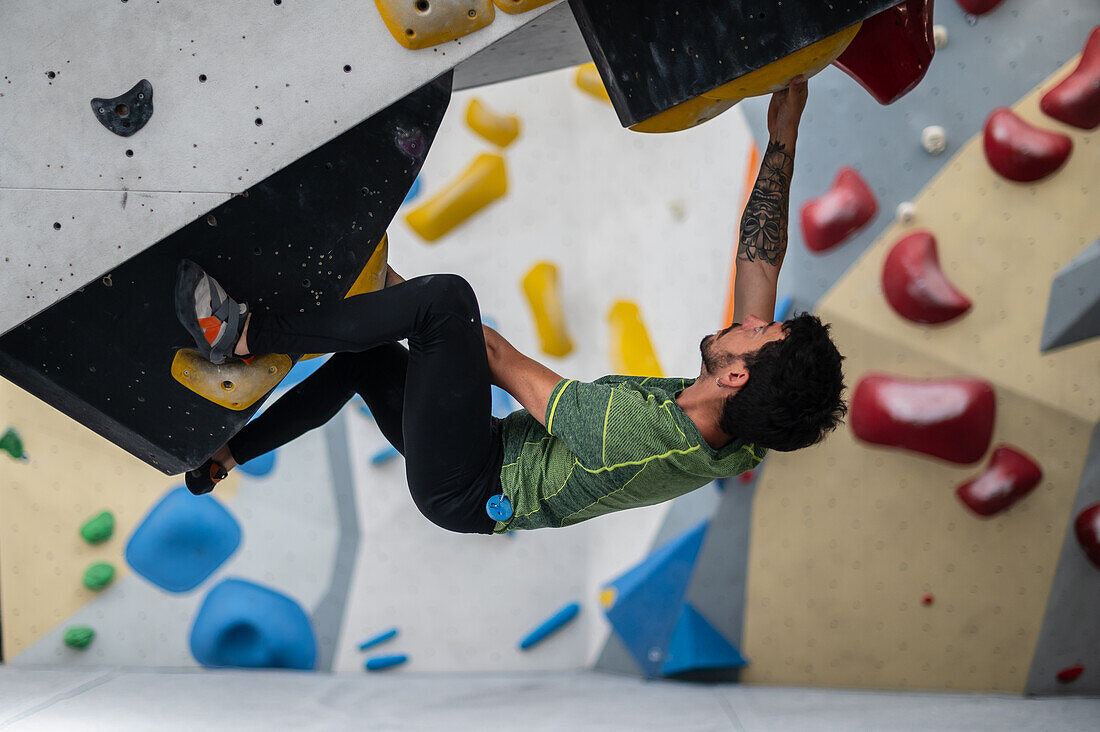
left=1, top=64, right=756, bottom=673
left=740, top=56, right=1100, bottom=692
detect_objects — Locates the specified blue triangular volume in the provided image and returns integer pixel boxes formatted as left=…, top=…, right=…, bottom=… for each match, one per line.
left=603, top=520, right=708, bottom=678
left=661, top=603, right=747, bottom=676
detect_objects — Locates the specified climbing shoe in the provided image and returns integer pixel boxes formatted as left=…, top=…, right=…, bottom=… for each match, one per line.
left=185, top=458, right=227, bottom=496
left=174, top=259, right=250, bottom=365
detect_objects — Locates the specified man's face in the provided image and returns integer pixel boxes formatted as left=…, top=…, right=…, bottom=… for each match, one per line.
left=700, top=314, right=786, bottom=375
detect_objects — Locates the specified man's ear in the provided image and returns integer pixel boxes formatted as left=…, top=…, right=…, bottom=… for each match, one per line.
left=720, top=358, right=749, bottom=390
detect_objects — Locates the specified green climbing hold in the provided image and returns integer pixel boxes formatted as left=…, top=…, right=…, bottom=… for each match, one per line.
left=63, top=626, right=95, bottom=649
left=82, top=562, right=115, bottom=591
left=80, top=511, right=115, bottom=544
left=0, top=427, right=26, bottom=460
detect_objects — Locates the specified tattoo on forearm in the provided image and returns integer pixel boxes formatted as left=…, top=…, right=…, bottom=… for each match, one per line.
left=737, top=140, right=794, bottom=268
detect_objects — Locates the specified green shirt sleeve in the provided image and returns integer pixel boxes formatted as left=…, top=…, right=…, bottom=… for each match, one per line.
left=545, top=378, right=691, bottom=470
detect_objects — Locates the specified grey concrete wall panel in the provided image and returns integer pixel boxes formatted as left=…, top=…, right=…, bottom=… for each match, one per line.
left=737, top=1, right=1100, bottom=311
left=310, top=411, right=360, bottom=672
left=0, top=0, right=567, bottom=334
left=453, top=1, right=591, bottom=91
left=1040, top=238, right=1100, bottom=352
left=1025, top=422, right=1100, bottom=696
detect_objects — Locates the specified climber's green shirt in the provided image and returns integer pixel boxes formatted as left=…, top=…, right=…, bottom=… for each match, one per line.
left=494, top=375, right=765, bottom=533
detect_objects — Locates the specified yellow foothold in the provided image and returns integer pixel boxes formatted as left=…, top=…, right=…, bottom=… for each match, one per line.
left=702, top=23, right=862, bottom=103
left=405, top=153, right=508, bottom=242
left=629, top=95, right=739, bottom=134
left=171, top=350, right=293, bottom=411
left=598, top=587, right=617, bottom=609
left=607, top=301, right=663, bottom=377
left=492, top=0, right=555, bottom=14
left=374, top=0, right=495, bottom=50
left=521, top=262, right=573, bottom=358
left=465, top=98, right=521, bottom=148
left=574, top=62, right=612, bottom=104
left=344, top=233, right=390, bottom=299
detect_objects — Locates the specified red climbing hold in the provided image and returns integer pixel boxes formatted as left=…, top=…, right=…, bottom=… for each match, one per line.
left=800, top=167, right=878, bottom=253
left=1056, top=664, right=1085, bottom=683
left=983, top=108, right=1073, bottom=182
left=882, top=230, right=971, bottom=325
left=1075, top=503, right=1100, bottom=570
left=955, top=0, right=1005, bottom=14
left=955, top=445, right=1043, bottom=517
left=850, top=373, right=995, bottom=464
left=920, top=593, right=935, bottom=606
left=738, top=469, right=755, bottom=485
left=832, top=0, right=935, bottom=105
left=1040, top=26, right=1100, bottom=131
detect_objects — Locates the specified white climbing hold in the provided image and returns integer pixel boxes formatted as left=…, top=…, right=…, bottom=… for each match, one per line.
left=933, top=25, right=948, bottom=49
left=896, top=201, right=917, bottom=223
left=921, top=125, right=947, bottom=155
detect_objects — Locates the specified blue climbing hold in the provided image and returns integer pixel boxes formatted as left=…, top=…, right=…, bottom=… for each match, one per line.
left=519, top=601, right=581, bottom=650
left=125, top=486, right=241, bottom=593
left=365, top=654, right=408, bottom=671
left=238, top=450, right=276, bottom=477
left=358, top=627, right=399, bottom=652
left=601, top=520, right=708, bottom=678
left=491, top=386, right=517, bottom=419
left=773, top=294, right=794, bottom=322
left=662, top=603, right=747, bottom=676
left=370, top=445, right=401, bottom=465
left=190, top=578, right=316, bottom=670
left=401, top=176, right=422, bottom=206
left=486, top=494, right=513, bottom=522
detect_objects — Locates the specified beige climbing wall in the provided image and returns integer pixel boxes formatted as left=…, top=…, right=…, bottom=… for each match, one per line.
left=0, top=379, right=240, bottom=658
left=741, top=60, right=1100, bottom=691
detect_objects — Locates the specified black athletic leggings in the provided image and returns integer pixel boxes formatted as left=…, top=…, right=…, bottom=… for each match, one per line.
left=227, top=274, right=501, bottom=534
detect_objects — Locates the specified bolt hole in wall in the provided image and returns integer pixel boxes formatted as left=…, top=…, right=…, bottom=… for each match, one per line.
left=199, top=74, right=207, bottom=82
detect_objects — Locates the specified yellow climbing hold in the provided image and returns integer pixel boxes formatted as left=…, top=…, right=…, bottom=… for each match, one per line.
left=630, top=22, right=862, bottom=134
left=574, top=63, right=611, bottom=104
left=598, top=587, right=617, bottom=609
left=608, top=301, right=663, bottom=377
left=345, top=233, right=390, bottom=299
left=492, top=0, right=555, bottom=14
left=406, top=153, right=508, bottom=242
left=171, top=350, right=293, bottom=411
left=465, top=98, right=521, bottom=148
left=702, top=23, right=862, bottom=102
left=375, top=0, right=495, bottom=50
left=522, top=262, right=573, bottom=358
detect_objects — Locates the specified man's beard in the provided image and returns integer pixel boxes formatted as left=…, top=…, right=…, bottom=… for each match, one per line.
left=700, top=324, right=737, bottom=375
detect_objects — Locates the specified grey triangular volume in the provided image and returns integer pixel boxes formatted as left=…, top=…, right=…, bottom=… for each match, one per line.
left=1041, top=239, right=1100, bottom=352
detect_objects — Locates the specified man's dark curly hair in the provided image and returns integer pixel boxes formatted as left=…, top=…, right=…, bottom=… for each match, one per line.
left=718, top=312, right=847, bottom=452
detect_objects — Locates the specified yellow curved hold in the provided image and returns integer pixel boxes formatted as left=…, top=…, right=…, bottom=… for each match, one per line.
left=630, top=22, right=862, bottom=134
left=465, top=98, right=521, bottom=148
left=375, top=0, right=495, bottom=50
left=405, top=153, right=508, bottom=241
left=171, top=350, right=293, bottom=411
left=522, top=262, right=574, bottom=358
left=492, top=0, right=555, bottom=14
left=608, top=301, right=663, bottom=377
left=574, top=62, right=612, bottom=104
left=630, top=95, right=740, bottom=134
left=702, top=22, right=862, bottom=102
left=598, top=587, right=617, bottom=610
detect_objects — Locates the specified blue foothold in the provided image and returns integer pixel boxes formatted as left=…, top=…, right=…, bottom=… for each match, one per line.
left=365, top=654, right=408, bottom=671
left=519, top=601, right=581, bottom=650
left=357, top=627, right=399, bottom=652
left=401, top=176, right=422, bottom=206
left=370, top=445, right=401, bottom=465
left=486, top=494, right=513, bottom=522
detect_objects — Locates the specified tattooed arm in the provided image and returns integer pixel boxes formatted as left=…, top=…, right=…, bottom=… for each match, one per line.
left=732, top=78, right=808, bottom=325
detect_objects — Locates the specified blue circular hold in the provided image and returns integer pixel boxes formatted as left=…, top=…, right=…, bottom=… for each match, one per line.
left=485, top=494, right=513, bottom=522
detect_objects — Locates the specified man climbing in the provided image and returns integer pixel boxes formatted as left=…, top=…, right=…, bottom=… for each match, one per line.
left=176, top=78, right=846, bottom=534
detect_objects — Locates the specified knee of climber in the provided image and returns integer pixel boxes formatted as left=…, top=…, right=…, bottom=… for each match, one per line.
left=422, top=273, right=479, bottom=319
left=412, top=493, right=479, bottom=534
